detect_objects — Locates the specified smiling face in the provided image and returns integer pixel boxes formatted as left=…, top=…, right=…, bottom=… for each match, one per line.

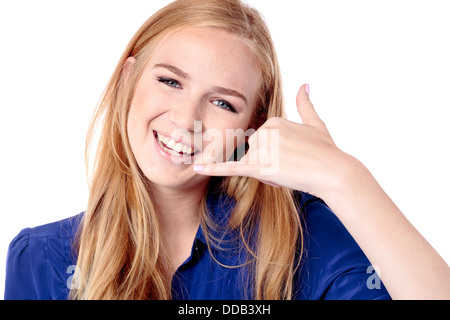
left=126, top=27, right=261, bottom=191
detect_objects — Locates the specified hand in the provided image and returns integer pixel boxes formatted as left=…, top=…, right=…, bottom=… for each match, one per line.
left=195, top=84, right=450, bottom=300
left=194, top=84, right=354, bottom=199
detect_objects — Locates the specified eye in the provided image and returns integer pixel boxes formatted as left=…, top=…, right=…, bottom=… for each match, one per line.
left=212, top=99, right=237, bottom=113
left=157, top=77, right=181, bottom=88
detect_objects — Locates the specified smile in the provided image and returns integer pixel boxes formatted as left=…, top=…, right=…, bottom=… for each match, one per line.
left=154, top=131, right=197, bottom=157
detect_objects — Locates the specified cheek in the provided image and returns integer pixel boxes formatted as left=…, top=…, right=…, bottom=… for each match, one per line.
left=127, top=87, right=165, bottom=136
left=126, top=104, right=145, bottom=169
left=127, top=99, right=149, bottom=144
left=201, top=122, right=251, bottom=163
left=126, top=91, right=159, bottom=162
left=129, top=75, right=170, bottom=122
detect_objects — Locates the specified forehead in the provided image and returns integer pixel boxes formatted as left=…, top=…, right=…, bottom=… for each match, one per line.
left=148, top=27, right=261, bottom=100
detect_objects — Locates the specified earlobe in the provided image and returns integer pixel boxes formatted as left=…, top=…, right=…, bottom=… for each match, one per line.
left=122, top=56, right=137, bottom=82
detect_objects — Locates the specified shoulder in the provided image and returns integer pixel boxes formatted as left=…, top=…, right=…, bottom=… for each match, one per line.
left=7, top=213, right=83, bottom=262
left=12, top=214, right=82, bottom=242
left=4, top=213, right=83, bottom=300
left=295, top=192, right=391, bottom=300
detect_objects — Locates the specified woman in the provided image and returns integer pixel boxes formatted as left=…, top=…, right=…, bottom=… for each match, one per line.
left=5, top=0, right=450, bottom=300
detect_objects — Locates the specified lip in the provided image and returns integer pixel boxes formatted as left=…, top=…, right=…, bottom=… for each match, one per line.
left=154, top=129, right=199, bottom=151
left=153, top=130, right=199, bottom=165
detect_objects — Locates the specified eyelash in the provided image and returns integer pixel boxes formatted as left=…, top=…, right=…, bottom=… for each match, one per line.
left=212, top=100, right=237, bottom=113
left=157, top=77, right=237, bottom=113
left=157, top=77, right=181, bottom=88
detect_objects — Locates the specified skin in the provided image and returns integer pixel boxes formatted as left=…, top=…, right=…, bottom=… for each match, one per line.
left=126, top=27, right=260, bottom=274
left=126, top=26, right=450, bottom=298
left=196, top=85, right=450, bottom=299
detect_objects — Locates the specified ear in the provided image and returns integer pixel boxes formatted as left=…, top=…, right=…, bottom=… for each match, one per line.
left=122, top=56, right=137, bottom=82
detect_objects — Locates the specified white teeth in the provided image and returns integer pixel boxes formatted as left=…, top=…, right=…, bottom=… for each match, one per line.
left=181, top=145, right=189, bottom=154
left=166, top=139, right=176, bottom=149
left=173, top=143, right=183, bottom=153
left=156, top=132, right=194, bottom=156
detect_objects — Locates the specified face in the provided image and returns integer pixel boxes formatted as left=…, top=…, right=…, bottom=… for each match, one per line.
left=126, top=27, right=260, bottom=191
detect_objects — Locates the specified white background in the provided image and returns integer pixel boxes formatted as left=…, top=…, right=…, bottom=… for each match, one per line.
left=1, top=0, right=449, bottom=299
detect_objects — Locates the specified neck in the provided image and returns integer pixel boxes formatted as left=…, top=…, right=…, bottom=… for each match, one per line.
left=152, top=181, right=208, bottom=233
left=151, top=179, right=209, bottom=274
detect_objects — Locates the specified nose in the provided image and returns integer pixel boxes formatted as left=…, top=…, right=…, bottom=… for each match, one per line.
left=169, top=97, right=203, bottom=132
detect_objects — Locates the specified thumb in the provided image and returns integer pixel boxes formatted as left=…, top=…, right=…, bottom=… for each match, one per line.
left=296, top=84, right=324, bottom=128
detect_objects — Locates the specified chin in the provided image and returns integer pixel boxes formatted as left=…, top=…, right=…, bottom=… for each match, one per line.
left=142, top=165, right=209, bottom=190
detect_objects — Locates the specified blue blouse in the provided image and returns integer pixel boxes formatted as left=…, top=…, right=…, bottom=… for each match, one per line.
left=4, top=190, right=391, bottom=300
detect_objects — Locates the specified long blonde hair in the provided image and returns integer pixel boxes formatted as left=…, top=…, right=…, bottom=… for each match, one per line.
left=72, top=0, right=303, bottom=300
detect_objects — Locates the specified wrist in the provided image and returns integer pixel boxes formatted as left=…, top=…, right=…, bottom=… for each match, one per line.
left=320, top=152, right=376, bottom=210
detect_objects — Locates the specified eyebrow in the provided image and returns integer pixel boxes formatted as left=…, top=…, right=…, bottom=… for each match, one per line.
left=153, top=63, right=248, bottom=104
left=153, top=63, right=190, bottom=80
left=211, top=86, right=247, bottom=105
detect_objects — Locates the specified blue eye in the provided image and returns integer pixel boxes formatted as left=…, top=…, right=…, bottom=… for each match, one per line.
left=212, top=100, right=237, bottom=113
left=157, top=77, right=181, bottom=88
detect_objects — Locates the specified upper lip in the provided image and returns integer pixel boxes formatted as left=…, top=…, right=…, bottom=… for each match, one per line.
left=153, top=130, right=201, bottom=154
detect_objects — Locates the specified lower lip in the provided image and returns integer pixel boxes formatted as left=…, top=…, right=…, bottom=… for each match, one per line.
left=153, top=131, right=196, bottom=165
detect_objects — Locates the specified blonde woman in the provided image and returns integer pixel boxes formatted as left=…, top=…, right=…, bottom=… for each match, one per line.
left=5, top=0, right=450, bottom=300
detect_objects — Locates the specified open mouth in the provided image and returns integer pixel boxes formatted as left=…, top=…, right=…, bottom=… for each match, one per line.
left=154, top=130, right=197, bottom=158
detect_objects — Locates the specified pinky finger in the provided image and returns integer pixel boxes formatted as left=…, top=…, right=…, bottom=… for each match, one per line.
left=193, top=162, right=257, bottom=178
left=259, top=179, right=282, bottom=188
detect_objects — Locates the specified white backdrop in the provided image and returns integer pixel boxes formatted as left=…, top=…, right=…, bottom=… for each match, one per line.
left=1, top=0, right=449, bottom=299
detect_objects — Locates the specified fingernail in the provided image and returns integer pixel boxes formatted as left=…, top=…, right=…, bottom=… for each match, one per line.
left=193, top=165, right=204, bottom=172
left=305, top=84, right=310, bottom=95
